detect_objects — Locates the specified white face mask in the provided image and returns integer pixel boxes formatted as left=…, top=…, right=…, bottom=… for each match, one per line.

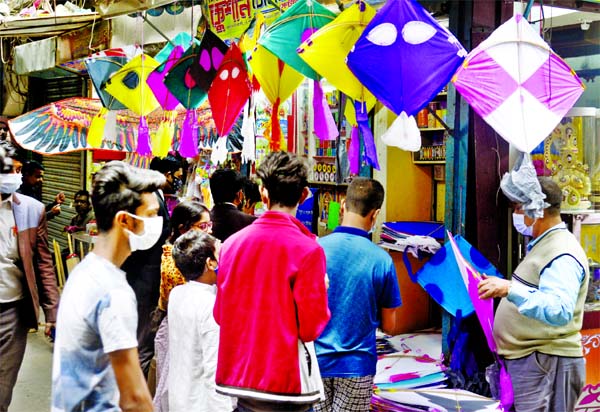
left=0, top=173, right=22, bottom=194
left=512, top=213, right=534, bottom=237
left=124, top=213, right=163, bottom=252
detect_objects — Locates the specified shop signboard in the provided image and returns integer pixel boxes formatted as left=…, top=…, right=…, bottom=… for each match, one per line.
left=203, top=0, right=298, bottom=41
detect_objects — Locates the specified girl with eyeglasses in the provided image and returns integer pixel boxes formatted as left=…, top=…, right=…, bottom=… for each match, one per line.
left=152, top=200, right=212, bottom=412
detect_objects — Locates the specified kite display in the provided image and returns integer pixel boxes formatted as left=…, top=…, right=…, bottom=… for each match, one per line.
left=104, top=54, right=161, bottom=116
left=258, top=0, right=338, bottom=141
left=452, top=14, right=584, bottom=153
left=297, top=0, right=376, bottom=105
left=104, top=54, right=161, bottom=156
left=447, top=231, right=513, bottom=411
left=164, top=30, right=227, bottom=158
left=259, top=0, right=336, bottom=80
left=248, top=46, right=303, bottom=150
left=147, top=45, right=186, bottom=157
left=208, top=43, right=252, bottom=137
left=7, top=98, right=218, bottom=155
left=347, top=0, right=465, bottom=155
left=297, top=0, right=377, bottom=163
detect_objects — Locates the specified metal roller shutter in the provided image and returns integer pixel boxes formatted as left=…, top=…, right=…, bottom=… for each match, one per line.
left=42, top=152, right=85, bottom=250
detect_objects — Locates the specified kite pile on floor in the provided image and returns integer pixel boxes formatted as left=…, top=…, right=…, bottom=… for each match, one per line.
left=372, top=332, right=501, bottom=412
left=9, top=0, right=585, bottom=165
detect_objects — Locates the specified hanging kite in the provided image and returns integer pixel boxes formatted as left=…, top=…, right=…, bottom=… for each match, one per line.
left=164, top=29, right=227, bottom=158
left=148, top=45, right=186, bottom=157
left=257, top=0, right=338, bottom=143
left=298, top=0, right=377, bottom=172
left=239, top=12, right=266, bottom=92
left=452, top=14, right=584, bottom=153
left=347, top=0, right=466, bottom=153
left=104, top=54, right=161, bottom=157
left=84, top=47, right=139, bottom=148
left=208, top=43, right=252, bottom=138
left=7, top=97, right=218, bottom=155
left=248, top=46, right=303, bottom=150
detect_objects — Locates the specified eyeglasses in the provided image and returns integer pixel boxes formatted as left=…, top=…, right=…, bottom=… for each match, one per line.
left=192, top=221, right=213, bottom=232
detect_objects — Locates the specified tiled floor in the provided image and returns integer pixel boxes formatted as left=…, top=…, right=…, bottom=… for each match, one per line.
left=10, top=330, right=53, bottom=412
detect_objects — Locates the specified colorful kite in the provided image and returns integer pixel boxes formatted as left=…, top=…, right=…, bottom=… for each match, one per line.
left=7, top=97, right=218, bottom=155
left=452, top=14, right=584, bottom=153
left=347, top=0, right=465, bottom=153
left=248, top=46, right=303, bottom=150
left=164, top=30, right=227, bottom=158
left=147, top=45, right=186, bottom=157
left=208, top=43, right=252, bottom=138
left=447, top=231, right=513, bottom=411
left=258, top=0, right=338, bottom=142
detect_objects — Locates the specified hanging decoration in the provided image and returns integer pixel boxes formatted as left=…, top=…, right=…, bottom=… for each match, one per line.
left=84, top=48, right=138, bottom=148
left=452, top=14, right=584, bottom=153
left=258, top=0, right=337, bottom=141
left=248, top=46, right=303, bottom=150
left=297, top=0, right=376, bottom=167
left=239, top=12, right=266, bottom=92
left=208, top=43, right=252, bottom=137
left=165, top=29, right=228, bottom=158
left=347, top=0, right=466, bottom=155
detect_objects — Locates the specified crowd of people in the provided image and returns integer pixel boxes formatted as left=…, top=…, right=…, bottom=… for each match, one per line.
left=0, top=138, right=591, bottom=412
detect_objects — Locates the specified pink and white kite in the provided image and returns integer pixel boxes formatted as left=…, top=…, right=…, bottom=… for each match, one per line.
left=452, top=14, right=584, bottom=153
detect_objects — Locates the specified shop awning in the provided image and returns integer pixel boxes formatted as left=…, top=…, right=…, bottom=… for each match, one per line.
left=0, top=13, right=99, bottom=38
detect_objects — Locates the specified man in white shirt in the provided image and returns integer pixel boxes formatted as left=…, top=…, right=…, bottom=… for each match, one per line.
left=51, top=161, right=165, bottom=412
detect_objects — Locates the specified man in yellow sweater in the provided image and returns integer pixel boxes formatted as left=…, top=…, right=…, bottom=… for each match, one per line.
left=479, top=176, right=588, bottom=412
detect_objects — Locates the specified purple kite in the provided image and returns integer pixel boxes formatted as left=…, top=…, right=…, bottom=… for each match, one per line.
left=347, top=0, right=466, bottom=119
left=452, top=14, right=584, bottom=153
left=447, top=231, right=513, bottom=411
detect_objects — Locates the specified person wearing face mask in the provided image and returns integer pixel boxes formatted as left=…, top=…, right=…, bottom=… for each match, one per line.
left=168, top=230, right=233, bottom=412
left=152, top=200, right=212, bottom=412
left=313, top=178, right=402, bottom=412
left=121, top=157, right=173, bottom=379
left=0, top=140, right=59, bottom=412
left=51, top=161, right=165, bottom=412
left=478, top=176, right=589, bottom=412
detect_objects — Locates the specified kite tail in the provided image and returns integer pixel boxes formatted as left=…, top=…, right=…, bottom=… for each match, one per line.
left=180, top=109, right=199, bottom=158
left=269, top=98, right=282, bottom=151
left=87, top=107, right=108, bottom=148
left=312, top=80, right=338, bottom=141
left=136, top=116, right=152, bottom=157
left=348, top=125, right=360, bottom=175
left=355, top=101, right=379, bottom=170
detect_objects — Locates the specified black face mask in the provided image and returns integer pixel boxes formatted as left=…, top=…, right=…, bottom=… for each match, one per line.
left=172, top=177, right=182, bottom=192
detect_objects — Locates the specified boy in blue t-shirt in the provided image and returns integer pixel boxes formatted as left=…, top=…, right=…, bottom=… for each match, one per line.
left=314, top=177, right=402, bottom=412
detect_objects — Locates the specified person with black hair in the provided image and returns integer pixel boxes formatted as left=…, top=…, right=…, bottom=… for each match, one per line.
left=167, top=230, right=233, bottom=412
left=314, top=178, right=402, bottom=412
left=241, top=178, right=262, bottom=216
left=209, top=168, right=256, bottom=241
left=121, top=157, right=173, bottom=378
left=51, top=161, right=165, bottom=412
left=152, top=200, right=212, bottom=412
left=150, top=155, right=183, bottom=216
left=17, top=160, right=65, bottom=220
left=0, top=140, right=59, bottom=412
left=64, top=190, right=94, bottom=233
left=214, top=151, right=330, bottom=411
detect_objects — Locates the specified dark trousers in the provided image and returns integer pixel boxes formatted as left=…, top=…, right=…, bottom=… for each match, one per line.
left=0, top=301, right=28, bottom=412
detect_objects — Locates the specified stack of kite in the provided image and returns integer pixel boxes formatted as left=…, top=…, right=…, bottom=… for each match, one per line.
left=371, top=332, right=502, bottom=411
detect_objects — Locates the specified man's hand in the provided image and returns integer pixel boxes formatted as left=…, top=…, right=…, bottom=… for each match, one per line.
left=55, top=192, right=65, bottom=204
left=478, top=274, right=511, bottom=299
left=50, top=204, right=61, bottom=216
